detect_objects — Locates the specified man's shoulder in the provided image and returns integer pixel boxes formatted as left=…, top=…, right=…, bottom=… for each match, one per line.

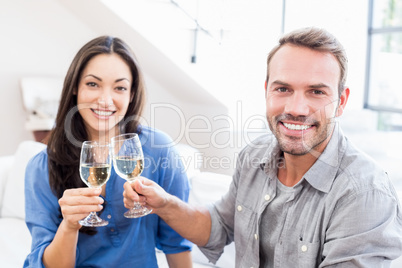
left=334, top=139, right=391, bottom=194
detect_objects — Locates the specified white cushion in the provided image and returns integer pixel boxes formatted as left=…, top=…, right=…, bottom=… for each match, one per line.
left=1, top=141, right=46, bottom=219
left=0, top=218, right=32, bottom=267
left=175, top=143, right=202, bottom=179
left=188, top=172, right=235, bottom=267
left=189, top=172, right=232, bottom=206
left=0, top=156, right=14, bottom=208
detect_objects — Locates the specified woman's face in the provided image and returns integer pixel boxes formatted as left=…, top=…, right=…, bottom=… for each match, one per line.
left=76, top=53, right=132, bottom=141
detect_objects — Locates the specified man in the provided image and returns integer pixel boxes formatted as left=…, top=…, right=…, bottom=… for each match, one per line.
left=124, top=27, right=402, bottom=267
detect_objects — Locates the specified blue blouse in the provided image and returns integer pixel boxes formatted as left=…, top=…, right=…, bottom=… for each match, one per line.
left=24, top=126, right=192, bottom=268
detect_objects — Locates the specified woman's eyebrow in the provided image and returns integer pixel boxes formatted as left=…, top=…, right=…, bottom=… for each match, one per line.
left=84, top=74, right=102, bottom=81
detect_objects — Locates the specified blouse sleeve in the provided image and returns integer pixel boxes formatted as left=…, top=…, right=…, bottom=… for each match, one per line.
left=154, top=144, right=193, bottom=254
left=24, top=151, right=61, bottom=268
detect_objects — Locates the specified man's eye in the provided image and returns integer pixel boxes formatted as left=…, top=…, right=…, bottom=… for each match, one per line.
left=312, top=89, right=324, bottom=95
left=277, top=87, right=288, bottom=93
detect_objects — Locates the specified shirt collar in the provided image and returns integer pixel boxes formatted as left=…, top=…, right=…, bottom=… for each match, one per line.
left=303, top=123, right=347, bottom=193
left=260, top=135, right=281, bottom=174
left=259, top=123, right=347, bottom=193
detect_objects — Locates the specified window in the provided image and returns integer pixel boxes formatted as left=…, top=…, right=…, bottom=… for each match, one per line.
left=365, top=0, right=402, bottom=130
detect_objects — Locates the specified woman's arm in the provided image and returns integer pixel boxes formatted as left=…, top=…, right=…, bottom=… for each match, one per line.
left=42, top=188, right=104, bottom=268
left=165, top=251, right=193, bottom=268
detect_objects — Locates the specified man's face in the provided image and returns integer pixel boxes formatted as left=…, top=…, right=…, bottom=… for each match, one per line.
left=265, top=44, right=349, bottom=156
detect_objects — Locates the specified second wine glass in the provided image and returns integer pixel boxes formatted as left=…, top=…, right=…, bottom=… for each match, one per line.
left=111, top=133, right=152, bottom=218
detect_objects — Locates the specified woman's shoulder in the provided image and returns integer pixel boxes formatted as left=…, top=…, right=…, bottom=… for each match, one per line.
left=139, top=125, right=175, bottom=148
left=26, top=149, right=48, bottom=172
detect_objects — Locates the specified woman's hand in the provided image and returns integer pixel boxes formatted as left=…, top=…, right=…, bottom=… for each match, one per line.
left=123, top=176, right=170, bottom=213
left=58, top=188, right=104, bottom=231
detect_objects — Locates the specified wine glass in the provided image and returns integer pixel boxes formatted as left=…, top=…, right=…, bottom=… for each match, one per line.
left=111, top=133, right=152, bottom=218
left=79, top=141, right=112, bottom=227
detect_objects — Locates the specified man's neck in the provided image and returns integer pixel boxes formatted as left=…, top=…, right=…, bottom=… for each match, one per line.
left=277, top=135, right=332, bottom=187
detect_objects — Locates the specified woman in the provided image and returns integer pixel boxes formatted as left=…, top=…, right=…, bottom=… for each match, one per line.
left=24, top=36, right=192, bottom=267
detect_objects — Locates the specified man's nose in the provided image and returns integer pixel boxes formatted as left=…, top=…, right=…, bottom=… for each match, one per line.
left=284, top=92, right=309, bottom=116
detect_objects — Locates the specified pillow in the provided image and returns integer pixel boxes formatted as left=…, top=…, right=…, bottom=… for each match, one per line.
left=187, top=172, right=235, bottom=267
left=189, top=172, right=232, bottom=206
left=0, top=156, right=14, bottom=208
left=1, top=141, right=46, bottom=219
left=174, top=143, right=202, bottom=179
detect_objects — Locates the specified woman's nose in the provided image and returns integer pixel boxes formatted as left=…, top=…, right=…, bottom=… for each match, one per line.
left=98, top=91, right=113, bottom=107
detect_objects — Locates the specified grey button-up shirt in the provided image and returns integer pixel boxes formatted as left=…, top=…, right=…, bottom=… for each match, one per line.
left=200, top=126, right=402, bottom=267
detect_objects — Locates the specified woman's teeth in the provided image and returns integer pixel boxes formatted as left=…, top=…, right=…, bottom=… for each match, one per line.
left=93, top=110, right=113, bottom=116
left=283, top=122, right=312, bottom=131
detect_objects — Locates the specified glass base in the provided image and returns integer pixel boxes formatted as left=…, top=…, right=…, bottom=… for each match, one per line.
left=79, top=212, right=108, bottom=227
left=124, top=205, right=152, bottom=218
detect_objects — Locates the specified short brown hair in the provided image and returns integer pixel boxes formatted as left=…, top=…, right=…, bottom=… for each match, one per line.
left=266, top=27, right=348, bottom=97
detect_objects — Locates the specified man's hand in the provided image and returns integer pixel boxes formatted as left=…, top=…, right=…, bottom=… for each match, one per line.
left=123, top=176, right=170, bottom=213
left=124, top=176, right=211, bottom=246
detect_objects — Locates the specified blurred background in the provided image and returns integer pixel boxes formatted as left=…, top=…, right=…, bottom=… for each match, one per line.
left=0, top=0, right=401, bottom=189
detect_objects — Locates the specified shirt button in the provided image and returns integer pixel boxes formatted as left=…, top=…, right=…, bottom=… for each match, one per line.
left=110, top=228, right=115, bottom=232
left=107, top=215, right=112, bottom=219
left=264, top=194, right=271, bottom=201
left=301, top=245, right=307, bottom=252
left=237, top=205, right=242, bottom=212
left=254, top=234, right=258, bottom=240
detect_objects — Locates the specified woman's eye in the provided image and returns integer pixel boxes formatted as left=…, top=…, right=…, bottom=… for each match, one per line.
left=116, top=86, right=127, bottom=91
left=86, top=82, right=98, bottom=87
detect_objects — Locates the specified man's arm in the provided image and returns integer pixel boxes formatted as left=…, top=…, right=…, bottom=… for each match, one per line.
left=123, top=177, right=212, bottom=246
left=320, top=188, right=402, bottom=267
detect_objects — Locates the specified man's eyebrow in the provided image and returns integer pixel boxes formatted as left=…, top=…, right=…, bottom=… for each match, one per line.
left=309, top=83, right=330, bottom=89
left=271, top=80, right=330, bottom=89
left=271, top=80, right=291, bottom=87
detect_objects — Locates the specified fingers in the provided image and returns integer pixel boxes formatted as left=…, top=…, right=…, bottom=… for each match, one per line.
left=58, top=188, right=104, bottom=230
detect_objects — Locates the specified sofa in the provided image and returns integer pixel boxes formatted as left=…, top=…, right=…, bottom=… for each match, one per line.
left=0, top=141, right=235, bottom=268
left=1, top=141, right=401, bottom=267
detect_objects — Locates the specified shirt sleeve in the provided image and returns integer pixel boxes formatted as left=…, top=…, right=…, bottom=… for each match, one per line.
left=320, top=185, right=402, bottom=267
left=155, top=145, right=193, bottom=254
left=24, top=151, right=61, bottom=268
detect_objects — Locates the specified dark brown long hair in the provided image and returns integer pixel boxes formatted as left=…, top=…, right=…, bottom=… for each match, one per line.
left=47, top=36, right=146, bottom=233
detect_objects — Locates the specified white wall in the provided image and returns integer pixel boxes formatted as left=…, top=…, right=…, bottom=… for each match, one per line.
left=0, top=0, right=229, bottom=172
left=0, top=0, right=99, bottom=156
left=284, top=0, right=369, bottom=110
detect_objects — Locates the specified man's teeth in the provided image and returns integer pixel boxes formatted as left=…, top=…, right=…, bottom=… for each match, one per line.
left=93, top=110, right=113, bottom=116
left=283, top=122, right=312, bottom=130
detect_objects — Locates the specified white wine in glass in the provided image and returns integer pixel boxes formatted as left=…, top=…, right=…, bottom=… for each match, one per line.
left=111, top=133, right=152, bottom=218
left=79, top=141, right=111, bottom=227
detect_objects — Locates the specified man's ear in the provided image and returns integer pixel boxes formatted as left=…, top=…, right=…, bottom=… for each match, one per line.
left=336, top=87, right=350, bottom=117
